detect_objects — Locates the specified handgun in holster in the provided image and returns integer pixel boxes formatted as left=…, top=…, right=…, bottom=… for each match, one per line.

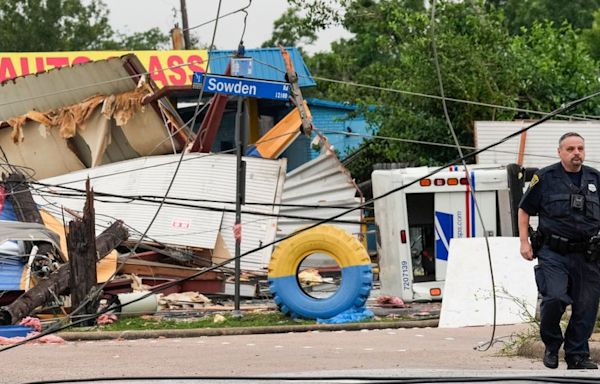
left=528, top=226, right=543, bottom=258
left=586, top=235, right=600, bottom=262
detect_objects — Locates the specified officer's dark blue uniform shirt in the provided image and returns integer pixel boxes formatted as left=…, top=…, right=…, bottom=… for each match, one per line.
left=520, top=162, right=600, bottom=241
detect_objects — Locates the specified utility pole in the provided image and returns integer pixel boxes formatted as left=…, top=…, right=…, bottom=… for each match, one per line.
left=170, top=23, right=185, bottom=50
left=233, top=97, right=245, bottom=318
left=180, top=0, right=191, bottom=49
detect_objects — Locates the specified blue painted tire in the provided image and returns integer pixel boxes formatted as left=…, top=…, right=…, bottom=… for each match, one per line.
left=268, top=225, right=372, bottom=319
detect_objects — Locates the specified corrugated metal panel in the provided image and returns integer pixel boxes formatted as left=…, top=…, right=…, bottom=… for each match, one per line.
left=219, top=156, right=286, bottom=271
left=0, top=241, right=24, bottom=291
left=0, top=56, right=139, bottom=121
left=277, top=150, right=363, bottom=243
left=0, top=261, right=24, bottom=291
left=475, top=121, right=600, bottom=168
left=34, top=154, right=286, bottom=271
left=307, top=98, right=356, bottom=110
left=209, top=47, right=316, bottom=87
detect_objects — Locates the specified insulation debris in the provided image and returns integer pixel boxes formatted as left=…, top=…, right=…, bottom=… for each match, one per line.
left=7, top=88, right=151, bottom=143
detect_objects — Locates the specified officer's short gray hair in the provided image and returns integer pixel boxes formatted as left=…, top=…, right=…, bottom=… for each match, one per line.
left=559, top=132, right=584, bottom=146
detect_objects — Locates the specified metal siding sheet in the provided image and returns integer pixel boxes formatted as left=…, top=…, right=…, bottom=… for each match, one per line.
left=0, top=57, right=136, bottom=121
left=475, top=121, right=600, bottom=168
left=0, top=261, right=24, bottom=291
left=277, top=150, right=363, bottom=243
left=35, top=154, right=286, bottom=270
left=219, top=156, right=286, bottom=271
left=208, top=47, right=316, bottom=87
left=0, top=241, right=24, bottom=291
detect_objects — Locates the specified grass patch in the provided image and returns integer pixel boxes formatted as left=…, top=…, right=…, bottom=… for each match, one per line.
left=63, top=311, right=426, bottom=332
left=92, top=312, right=314, bottom=332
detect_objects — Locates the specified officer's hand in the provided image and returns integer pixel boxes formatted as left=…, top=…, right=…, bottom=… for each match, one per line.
left=520, top=240, right=534, bottom=261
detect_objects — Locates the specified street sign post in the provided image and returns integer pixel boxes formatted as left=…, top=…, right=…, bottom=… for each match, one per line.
left=192, top=71, right=292, bottom=317
left=192, top=73, right=290, bottom=101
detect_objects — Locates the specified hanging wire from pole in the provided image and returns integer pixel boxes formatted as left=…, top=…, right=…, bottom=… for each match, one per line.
left=430, top=0, right=497, bottom=351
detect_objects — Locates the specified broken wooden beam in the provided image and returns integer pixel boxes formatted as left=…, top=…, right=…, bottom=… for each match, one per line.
left=0, top=220, right=129, bottom=325
left=67, top=179, right=98, bottom=325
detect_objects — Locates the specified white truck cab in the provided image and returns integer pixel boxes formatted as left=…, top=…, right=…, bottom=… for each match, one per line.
left=372, top=164, right=531, bottom=302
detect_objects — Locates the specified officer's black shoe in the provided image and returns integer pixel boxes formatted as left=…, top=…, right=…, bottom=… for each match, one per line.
left=567, top=356, right=598, bottom=370
left=543, top=349, right=559, bottom=369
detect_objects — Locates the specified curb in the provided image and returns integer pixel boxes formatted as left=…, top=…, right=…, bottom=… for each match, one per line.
left=57, top=318, right=439, bottom=341
left=517, top=340, right=600, bottom=363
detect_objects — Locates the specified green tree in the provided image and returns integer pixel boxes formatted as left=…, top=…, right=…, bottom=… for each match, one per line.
left=489, top=0, right=600, bottom=34
left=0, top=0, right=168, bottom=51
left=262, top=7, right=317, bottom=49
left=582, top=9, right=600, bottom=60
left=511, top=22, right=599, bottom=114
left=300, top=0, right=600, bottom=181
left=107, top=28, right=170, bottom=51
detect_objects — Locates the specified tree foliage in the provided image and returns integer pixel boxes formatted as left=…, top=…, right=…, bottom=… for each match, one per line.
left=488, top=0, right=600, bottom=34
left=582, top=9, right=600, bottom=60
left=262, top=7, right=317, bottom=49
left=290, top=0, right=600, bottom=181
left=0, top=0, right=168, bottom=51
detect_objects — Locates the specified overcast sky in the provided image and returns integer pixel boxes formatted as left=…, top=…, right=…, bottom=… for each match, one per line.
left=103, top=0, right=351, bottom=54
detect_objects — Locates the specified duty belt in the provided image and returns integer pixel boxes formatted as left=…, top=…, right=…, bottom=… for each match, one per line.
left=545, top=233, right=589, bottom=254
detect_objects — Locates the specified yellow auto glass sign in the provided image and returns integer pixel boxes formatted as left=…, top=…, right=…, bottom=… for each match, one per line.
left=0, top=50, right=208, bottom=88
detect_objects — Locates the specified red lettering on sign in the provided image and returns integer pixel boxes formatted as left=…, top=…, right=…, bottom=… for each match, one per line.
left=171, top=218, right=191, bottom=230
left=148, top=55, right=167, bottom=87
left=0, top=58, right=17, bottom=82
left=72, top=56, right=91, bottom=65
left=187, top=55, right=205, bottom=83
left=167, top=55, right=186, bottom=85
left=35, top=57, right=45, bottom=73
left=46, top=56, right=70, bottom=69
left=19, top=58, right=30, bottom=76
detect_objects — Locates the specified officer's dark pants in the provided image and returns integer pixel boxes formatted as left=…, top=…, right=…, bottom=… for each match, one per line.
left=535, top=246, right=600, bottom=361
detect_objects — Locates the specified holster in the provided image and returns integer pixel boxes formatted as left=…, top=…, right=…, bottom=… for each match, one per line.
left=586, top=235, right=600, bottom=262
left=528, top=226, right=543, bottom=258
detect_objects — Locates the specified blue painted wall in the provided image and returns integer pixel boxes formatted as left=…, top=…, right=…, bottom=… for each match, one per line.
left=281, top=98, right=373, bottom=171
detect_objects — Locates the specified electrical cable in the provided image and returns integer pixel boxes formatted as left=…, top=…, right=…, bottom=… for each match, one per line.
left=0, top=128, right=302, bottom=202
left=429, top=0, right=496, bottom=352
left=34, top=188, right=366, bottom=210
left=238, top=0, right=252, bottom=45
left=183, top=1, right=252, bottom=32
left=318, top=129, right=595, bottom=165
left=250, top=57, right=598, bottom=121
left=2, top=87, right=598, bottom=353
left=31, top=187, right=365, bottom=225
left=311, top=74, right=598, bottom=121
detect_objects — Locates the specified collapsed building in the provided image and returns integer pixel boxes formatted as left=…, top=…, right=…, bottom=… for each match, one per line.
left=0, top=51, right=367, bottom=324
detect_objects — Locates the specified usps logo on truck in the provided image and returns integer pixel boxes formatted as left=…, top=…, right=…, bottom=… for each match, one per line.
left=434, top=211, right=453, bottom=261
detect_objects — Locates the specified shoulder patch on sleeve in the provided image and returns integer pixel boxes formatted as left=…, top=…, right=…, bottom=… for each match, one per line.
left=529, top=174, right=539, bottom=188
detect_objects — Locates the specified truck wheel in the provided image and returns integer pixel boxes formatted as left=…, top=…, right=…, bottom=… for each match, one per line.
left=268, top=225, right=372, bottom=319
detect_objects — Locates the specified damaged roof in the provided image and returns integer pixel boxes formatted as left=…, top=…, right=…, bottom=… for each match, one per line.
left=208, top=47, right=316, bottom=88
left=0, top=55, right=148, bottom=121
left=0, top=54, right=191, bottom=179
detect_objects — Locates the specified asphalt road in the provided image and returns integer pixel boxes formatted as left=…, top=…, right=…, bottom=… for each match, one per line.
left=2, top=324, right=598, bottom=383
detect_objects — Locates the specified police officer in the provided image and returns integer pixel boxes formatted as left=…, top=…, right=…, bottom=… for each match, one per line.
left=519, top=132, right=600, bottom=369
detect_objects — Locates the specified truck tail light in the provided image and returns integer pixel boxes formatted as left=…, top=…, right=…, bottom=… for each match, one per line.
left=400, top=230, right=407, bottom=244
left=430, top=288, right=442, bottom=297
